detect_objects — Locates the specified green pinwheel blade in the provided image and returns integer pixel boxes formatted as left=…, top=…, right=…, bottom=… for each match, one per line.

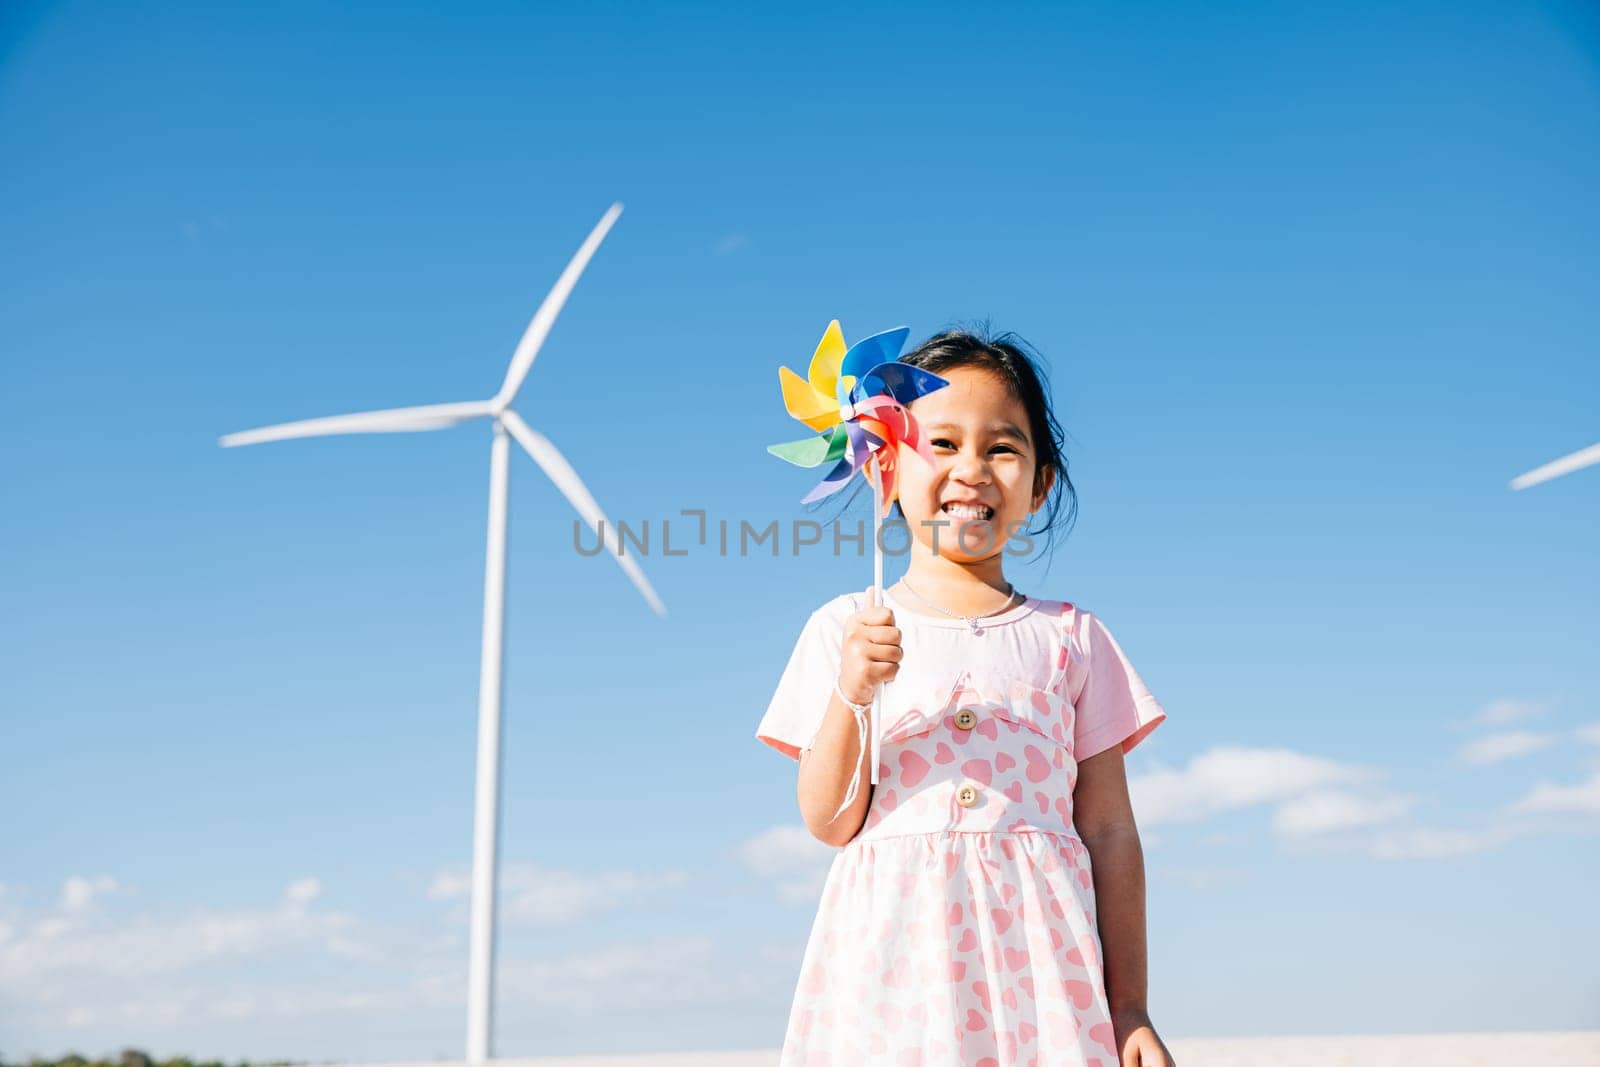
left=767, top=427, right=848, bottom=468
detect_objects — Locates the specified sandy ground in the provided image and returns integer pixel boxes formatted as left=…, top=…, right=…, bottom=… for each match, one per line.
left=353, top=1029, right=1599, bottom=1066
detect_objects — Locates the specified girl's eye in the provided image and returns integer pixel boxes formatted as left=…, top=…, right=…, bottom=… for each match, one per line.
left=932, top=438, right=1019, bottom=454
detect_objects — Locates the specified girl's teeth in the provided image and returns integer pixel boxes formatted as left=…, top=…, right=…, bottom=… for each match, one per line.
left=945, top=504, right=991, bottom=519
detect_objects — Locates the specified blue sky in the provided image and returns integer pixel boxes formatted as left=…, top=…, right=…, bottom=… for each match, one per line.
left=3, top=0, right=1598, bottom=1059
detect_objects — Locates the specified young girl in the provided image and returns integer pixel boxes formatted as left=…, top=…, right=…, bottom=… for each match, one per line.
left=756, top=328, right=1177, bottom=1067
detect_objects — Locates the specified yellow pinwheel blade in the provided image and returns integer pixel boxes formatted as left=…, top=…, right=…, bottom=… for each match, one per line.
left=779, top=365, right=839, bottom=432
left=807, top=319, right=847, bottom=400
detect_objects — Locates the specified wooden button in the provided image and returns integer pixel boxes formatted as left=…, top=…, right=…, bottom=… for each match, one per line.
left=954, top=708, right=978, bottom=730
left=956, top=783, right=979, bottom=807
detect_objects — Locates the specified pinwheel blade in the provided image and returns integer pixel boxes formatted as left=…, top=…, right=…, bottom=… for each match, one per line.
left=799, top=456, right=859, bottom=505
left=219, top=401, right=495, bottom=447
left=798, top=423, right=885, bottom=504
left=767, top=428, right=847, bottom=468
left=495, top=203, right=624, bottom=407
left=845, top=418, right=886, bottom=461
left=838, top=326, right=911, bottom=382
left=498, top=409, right=667, bottom=617
left=806, top=319, right=848, bottom=402
left=857, top=363, right=950, bottom=406
left=1510, top=442, right=1600, bottom=490
left=778, top=365, right=838, bottom=431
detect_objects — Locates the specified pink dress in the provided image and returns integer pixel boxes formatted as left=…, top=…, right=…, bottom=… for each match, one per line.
left=755, top=588, right=1167, bottom=1067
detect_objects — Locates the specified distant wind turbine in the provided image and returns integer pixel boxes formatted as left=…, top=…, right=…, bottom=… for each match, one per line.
left=1509, top=441, right=1600, bottom=490
left=219, top=202, right=664, bottom=1062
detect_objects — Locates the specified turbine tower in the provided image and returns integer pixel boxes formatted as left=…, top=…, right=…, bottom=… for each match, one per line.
left=1510, top=442, right=1600, bottom=490
left=220, top=203, right=664, bottom=1061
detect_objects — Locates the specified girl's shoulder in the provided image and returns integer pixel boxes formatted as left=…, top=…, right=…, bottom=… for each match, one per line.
left=1023, top=598, right=1121, bottom=659
left=1047, top=598, right=1103, bottom=629
left=1028, top=597, right=1093, bottom=643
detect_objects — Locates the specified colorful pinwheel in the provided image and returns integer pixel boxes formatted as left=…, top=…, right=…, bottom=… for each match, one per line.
left=767, top=320, right=949, bottom=808
left=768, top=320, right=950, bottom=516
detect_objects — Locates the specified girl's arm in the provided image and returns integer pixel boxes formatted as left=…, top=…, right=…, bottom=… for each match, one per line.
left=1074, top=744, right=1177, bottom=1066
left=796, top=590, right=901, bottom=847
left=796, top=688, right=876, bottom=846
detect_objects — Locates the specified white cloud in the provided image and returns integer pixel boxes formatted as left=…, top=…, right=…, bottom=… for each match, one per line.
left=60, top=875, right=118, bottom=913
left=737, top=824, right=835, bottom=906
left=2, top=878, right=361, bottom=982
left=1457, top=731, right=1555, bottom=766
left=1365, top=826, right=1519, bottom=861
left=426, top=869, right=470, bottom=900
left=1127, top=744, right=1529, bottom=862
left=425, top=862, right=688, bottom=925
left=1575, top=722, right=1600, bottom=746
left=1507, top=770, right=1600, bottom=816
left=1272, top=790, right=1414, bottom=837
left=0, top=874, right=464, bottom=1050
left=1471, top=699, right=1545, bottom=727
left=1128, top=744, right=1377, bottom=828
left=283, top=877, right=323, bottom=908
left=0, top=872, right=759, bottom=1057
left=714, top=232, right=751, bottom=256
left=1271, top=815, right=1527, bottom=862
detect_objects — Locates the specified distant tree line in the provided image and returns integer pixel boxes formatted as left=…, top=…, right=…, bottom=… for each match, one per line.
left=0, top=1051, right=301, bottom=1067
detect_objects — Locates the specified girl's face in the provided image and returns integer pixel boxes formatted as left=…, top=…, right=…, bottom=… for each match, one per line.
left=893, top=365, right=1053, bottom=565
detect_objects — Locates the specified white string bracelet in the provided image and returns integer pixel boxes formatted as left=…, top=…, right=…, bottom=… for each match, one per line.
left=830, top=679, right=873, bottom=820
left=834, top=679, right=871, bottom=716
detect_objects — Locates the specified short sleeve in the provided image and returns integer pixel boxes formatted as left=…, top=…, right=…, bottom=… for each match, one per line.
left=755, top=606, right=845, bottom=761
left=1067, top=610, right=1167, bottom=761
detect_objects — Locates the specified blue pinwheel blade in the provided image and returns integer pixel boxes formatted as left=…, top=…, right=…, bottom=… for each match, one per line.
left=853, top=363, right=950, bottom=406
left=838, top=326, right=911, bottom=383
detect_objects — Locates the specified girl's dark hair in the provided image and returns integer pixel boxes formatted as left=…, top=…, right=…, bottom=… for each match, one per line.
left=817, top=321, right=1078, bottom=567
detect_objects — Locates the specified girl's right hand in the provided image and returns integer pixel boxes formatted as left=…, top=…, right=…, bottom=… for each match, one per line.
left=838, top=585, right=902, bottom=706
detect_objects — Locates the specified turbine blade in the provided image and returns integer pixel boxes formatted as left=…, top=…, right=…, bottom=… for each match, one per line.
left=219, top=401, right=495, bottom=447
left=498, top=409, right=667, bottom=617
left=495, top=203, right=624, bottom=407
left=1509, top=442, right=1600, bottom=490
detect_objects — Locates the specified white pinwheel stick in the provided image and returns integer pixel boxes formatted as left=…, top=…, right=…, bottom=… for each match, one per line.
left=868, top=452, right=885, bottom=788
left=218, top=203, right=662, bottom=1065
left=1509, top=442, right=1600, bottom=490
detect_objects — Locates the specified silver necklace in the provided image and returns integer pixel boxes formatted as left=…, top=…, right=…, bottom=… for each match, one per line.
left=896, top=579, right=1022, bottom=634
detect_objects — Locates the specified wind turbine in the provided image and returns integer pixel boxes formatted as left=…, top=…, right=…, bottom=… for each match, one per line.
left=219, top=203, right=664, bottom=1062
left=1510, top=442, right=1600, bottom=490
